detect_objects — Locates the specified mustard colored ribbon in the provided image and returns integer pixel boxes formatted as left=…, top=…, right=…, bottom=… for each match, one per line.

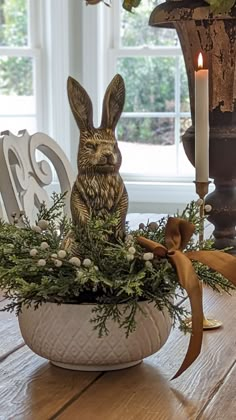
left=137, top=217, right=236, bottom=379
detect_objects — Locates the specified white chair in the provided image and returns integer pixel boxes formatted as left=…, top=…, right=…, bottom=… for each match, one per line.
left=0, top=130, right=75, bottom=223
left=0, top=129, right=166, bottom=229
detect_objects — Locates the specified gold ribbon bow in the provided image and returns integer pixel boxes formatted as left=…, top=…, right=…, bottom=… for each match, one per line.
left=137, top=217, right=236, bottom=379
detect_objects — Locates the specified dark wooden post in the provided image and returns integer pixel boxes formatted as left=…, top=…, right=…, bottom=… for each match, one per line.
left=150, top=0, right=236, bottom=252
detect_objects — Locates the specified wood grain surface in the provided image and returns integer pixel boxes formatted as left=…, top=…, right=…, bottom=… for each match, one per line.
left=203, top=359, right=236, bottom=420
left=0, top=345, right=102, bottom=420
left=0, top=299, right=25, bottom=360
left=57, top=289, right=236, bottom=420
left=0, top=288, right=236, bottom=420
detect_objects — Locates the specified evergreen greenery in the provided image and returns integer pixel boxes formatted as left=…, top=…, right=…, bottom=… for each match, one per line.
left=0, top=193, right=235, bottom=337
left=205, top=0, right=235, bottom=13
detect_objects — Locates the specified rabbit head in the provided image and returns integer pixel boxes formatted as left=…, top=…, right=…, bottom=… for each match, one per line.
left=67, top=74, right=125, bottom=175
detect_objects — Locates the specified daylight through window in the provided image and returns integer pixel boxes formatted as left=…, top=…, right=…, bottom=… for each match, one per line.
left=110, top=0, right=194, bottom=180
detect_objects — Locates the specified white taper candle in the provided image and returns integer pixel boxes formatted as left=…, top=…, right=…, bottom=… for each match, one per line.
left=195, top=52, right=209, bottom=182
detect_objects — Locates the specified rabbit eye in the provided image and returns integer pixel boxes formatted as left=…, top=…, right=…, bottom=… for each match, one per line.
left=86, top=142, right=96, bottom=150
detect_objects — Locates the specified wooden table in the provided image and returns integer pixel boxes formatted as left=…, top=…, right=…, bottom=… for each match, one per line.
left=1, top=287, right=236, bottom=420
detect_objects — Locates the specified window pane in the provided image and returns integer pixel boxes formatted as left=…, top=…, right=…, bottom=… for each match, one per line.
left=118, top=118, right=194, bottom=178
left=0, top=56, right=33, bottom=95
left=0, top=116, right=36, bottom=134
left=0, top=96, right=36, bottom=115
left=117, top=57, right=176, bottom=112
left=180, top=57, right=190, bottom=112
left=0, top=96, right=36, bottom=132
left=0, top=57, right=35, bottom=133
left=118, top=117, right=174, bottom=145
left=178, top=144, right=195, bottom=178
left=0, top=0, right=28, bottom=47
left=121, top=0, right=178, bottom=47
left=119, top=142, right=178, bottom=177
left=178, top=118, right=194, bottom=177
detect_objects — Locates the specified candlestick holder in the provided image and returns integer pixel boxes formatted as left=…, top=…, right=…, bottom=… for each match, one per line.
left=185, top=181, right=222, bottom=330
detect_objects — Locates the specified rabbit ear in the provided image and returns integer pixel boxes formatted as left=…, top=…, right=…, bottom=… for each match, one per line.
left=100, top=74, right=125, bottom=131
left=67, top=76, right=94, bottom=131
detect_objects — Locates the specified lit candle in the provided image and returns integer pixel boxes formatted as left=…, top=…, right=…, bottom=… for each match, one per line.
left=195, top=52, right=209, bottom=182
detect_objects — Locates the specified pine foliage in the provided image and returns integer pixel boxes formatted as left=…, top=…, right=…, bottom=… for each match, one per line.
left=0, top=194, right=234, bottom=336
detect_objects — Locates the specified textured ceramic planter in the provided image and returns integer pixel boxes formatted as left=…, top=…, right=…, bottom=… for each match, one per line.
left=18, top=301, right=172, bottom=371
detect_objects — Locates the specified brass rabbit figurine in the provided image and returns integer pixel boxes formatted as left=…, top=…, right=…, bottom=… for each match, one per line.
left=68, top=74, right=128, bottom=240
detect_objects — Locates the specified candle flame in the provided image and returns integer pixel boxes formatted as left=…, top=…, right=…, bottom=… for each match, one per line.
left=198, top=53, right=203, bottom=70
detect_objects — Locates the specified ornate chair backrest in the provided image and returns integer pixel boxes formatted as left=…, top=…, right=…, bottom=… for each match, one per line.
left=0, top=130, right=75, bottom=224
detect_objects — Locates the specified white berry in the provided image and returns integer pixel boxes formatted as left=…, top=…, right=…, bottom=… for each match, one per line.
left=143, top=252, right=154, bottom=261
left=37, top=259, right=46, bottom=267
left=204, top=204, right=212, bottom=213
left=40, top=242, right=49, bottom=250
left=83, top=258, right=92, bottom=267
left=37, top=219, right=49, bottom=230
left=196, top=198, right=204, bottom=206
left=30, top=248, right=38, bottom=257
left=128, top=246, right=136, bottom=255
left=127, top=254, right=134, bottom=262
left=69, top=257, right=81, bottom=267
left=32, top=225, right=42, bottom=233
left=57, top=250, right=67, bottom=259
left=54, top=259, right=62, bottom=267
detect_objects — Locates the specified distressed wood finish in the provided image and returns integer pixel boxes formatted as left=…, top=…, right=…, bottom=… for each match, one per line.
left=0, top=346, right=102, bottom=420
left=0, top=288, right=236, bottom=419
left=0, top=299, right=24, bottom=360
left=204, top=364, right=236, bottom=420
left=57, top=289, right=236, bottom=420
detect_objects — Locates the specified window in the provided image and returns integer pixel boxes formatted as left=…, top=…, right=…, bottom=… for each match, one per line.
left=0, top=0, right=72, bottom=159
left=108, top=0, right=194, bottom=181
left=0, top=0, right=41, bottom=134
left=0, top=1, right=198, bottom=213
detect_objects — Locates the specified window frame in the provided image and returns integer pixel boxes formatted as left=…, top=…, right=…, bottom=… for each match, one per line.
left=0, top=0, right=42, bottom=134
left=0, top=0, right=200, bottom=212
left=0, top=0, right=72, bottom=159
left=107, top=1, right=193, bottom=183
left=69, top=1, right=200, bottom=211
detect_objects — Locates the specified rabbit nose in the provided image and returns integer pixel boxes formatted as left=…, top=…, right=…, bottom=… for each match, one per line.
left=101, top=152, right=115, bottom=165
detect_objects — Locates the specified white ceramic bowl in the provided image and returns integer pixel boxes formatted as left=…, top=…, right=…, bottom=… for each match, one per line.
left=18, top=301, right=172, bottom=371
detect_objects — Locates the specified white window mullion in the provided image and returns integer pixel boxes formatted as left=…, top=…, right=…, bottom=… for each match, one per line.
left=28, top=0, right=43, bottom=133
left=41, top=0, right=70, bottom=156
left=111, top=46, right=182, bottom=58
left=113, top=0, right=121, bottom=48
left=82, top=4, right=99, bottom=125
left=33, top=48, right=43, bottom=131
left=122, top=112, right=177, bottom=119
left=0, top=47, right=37, bottom=57
left=28, top=0, right=40, bottom=47
left=82, top=2, right=113, bottom=127
left=108, top=49, right=119, bottom=87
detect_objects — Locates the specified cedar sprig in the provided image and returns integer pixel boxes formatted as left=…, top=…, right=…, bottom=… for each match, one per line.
left=0, top=197, right=235, bottom=337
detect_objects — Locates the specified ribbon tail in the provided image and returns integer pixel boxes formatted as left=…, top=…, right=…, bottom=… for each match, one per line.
left=186, top=250, right=236, bottom=286
left=170, top=251, right=203, bottom=380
